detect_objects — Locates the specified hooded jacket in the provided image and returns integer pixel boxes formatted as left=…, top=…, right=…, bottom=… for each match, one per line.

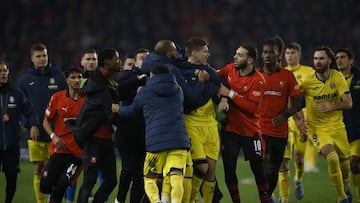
left=118, top=73, right=190, bottom=153
left=16, top=63, right=67, bottom=141
left=142, top=52, right=218, bottom=112
left=0, top=84, right=37, bottom=150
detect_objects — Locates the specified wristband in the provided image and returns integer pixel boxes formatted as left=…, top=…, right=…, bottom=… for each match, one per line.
left=50, top=132, right=55, bottom=139
left=228, top=89, right=235, bottom=99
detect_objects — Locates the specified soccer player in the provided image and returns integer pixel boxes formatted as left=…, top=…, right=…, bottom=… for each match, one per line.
left=181, top=38, right=222, bottom=203
left=40, top=68, right=84, bottom=203
left=258, top=37, right=306, bottom=202
left=71, top=48, right=121, bottom=203
left=300, top=46, right=352, bottom=203
left=336, top=48, right=360, bottom=203
left=0, top=62, right=37, bottom=203
left=17, top=43, right=67, bottom=203
left=277, top=42, right=314, bottom=202
left=217, top=44, right=270, bottom=203
left=112, top=64, right=190, bottom=203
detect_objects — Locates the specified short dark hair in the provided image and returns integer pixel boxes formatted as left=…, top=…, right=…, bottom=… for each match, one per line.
left=81, top=49, right=97, bottom=57
left=185, top=38, right=208, bottom=55
left=97, top=48, right=117, bottom=67
left=241, top=44, right=258, bottom=60
left=123, top=53, right=135, bottom=61
left=314, top=46, right=337, bottom=69
left=30, top=43, right=47, bottom=55
left=150, top=64, right=169, bottom=75
left=64, top=67, right=83, bottom=78
left=286, top=42, right=302, bottom=53
left=135, top=48, right=149, bottom=55
left=264, top=35, right=285, bottom=56
left=335, top=48, right=355, bottom=60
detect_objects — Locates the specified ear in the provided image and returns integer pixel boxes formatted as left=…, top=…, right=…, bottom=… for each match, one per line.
left=247, top=58, right=254, bottom=64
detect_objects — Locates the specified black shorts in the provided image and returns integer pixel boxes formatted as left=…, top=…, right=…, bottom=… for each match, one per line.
left=262, top=135, right=287, bottom=163
left=0, top=149, right=20, bottom=173
left=221, top=131, right=264, bottom=161
left=40, top=153, right=82, bottom=194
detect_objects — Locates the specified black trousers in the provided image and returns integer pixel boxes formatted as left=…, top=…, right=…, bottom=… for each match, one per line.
left=77, top=138, right=117, bottom=203
left=116, top=147, right=145, bottom=203
left=0, top=149, right=19, bottom=203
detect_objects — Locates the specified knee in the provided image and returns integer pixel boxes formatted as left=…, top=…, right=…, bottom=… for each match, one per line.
left=350, top=157, right=360, bottom=174
left=193, top=160, right=208, bottom=178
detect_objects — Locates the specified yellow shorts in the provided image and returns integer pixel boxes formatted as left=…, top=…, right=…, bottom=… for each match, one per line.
left=310, top=126, right=350, bottom=159
left=289, top=121, right=307, bottom=154
left=27, top=140, right=50, bottom=162
left=143, top=149, right=188, bottom=177
left=186, top=124, right=220, bottom=161
left=350, top=139, right=360, bottom=157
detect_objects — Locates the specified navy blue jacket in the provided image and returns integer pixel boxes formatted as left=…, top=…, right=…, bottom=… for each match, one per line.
left=177, top=61, right=223, bottom=104
left=344, top=67, right=360, bottom=142
left=114, top=68, right=146, bottom=151
left=141, top=52, right=219, bottom=112
left=0, top=84, right=37, bottom=150
left=118, top=73, right=190, bottom=153
left=16, top=63, right=67, bottom=141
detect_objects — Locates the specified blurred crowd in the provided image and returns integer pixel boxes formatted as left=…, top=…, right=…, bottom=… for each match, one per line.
left=1, top=0, right=359, bottom=84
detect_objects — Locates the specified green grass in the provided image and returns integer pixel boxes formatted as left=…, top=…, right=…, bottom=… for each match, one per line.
left=0, top=155, right=356, bottom=203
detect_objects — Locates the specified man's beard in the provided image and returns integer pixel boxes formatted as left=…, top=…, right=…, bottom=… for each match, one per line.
left=235, top=62, right=247, bottom=70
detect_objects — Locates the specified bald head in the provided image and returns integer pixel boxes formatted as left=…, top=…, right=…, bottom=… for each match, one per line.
left=154, top=40, right=177, bottom=59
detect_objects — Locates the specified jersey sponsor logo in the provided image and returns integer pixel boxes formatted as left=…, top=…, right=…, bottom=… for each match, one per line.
left=252, top=91, right=261, bottom=97
left=264, top=91, right=282, bottom=96
left=313, top=92, right=337, bottom=101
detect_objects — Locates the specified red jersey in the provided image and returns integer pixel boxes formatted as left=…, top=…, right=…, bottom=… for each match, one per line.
left=218, top=63, right=266, bottom=137
left=258, top=68, right=302, bottom=138
left=45, top=90, right=85, bottom=158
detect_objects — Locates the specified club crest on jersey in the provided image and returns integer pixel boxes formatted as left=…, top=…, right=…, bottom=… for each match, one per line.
left=330, top=82, right=336, bottom=89
left=242, top=85, right=247, bottom=91
left=279, top=81, right=284, bottom=87
left=9, top=96, right=15, bottom=103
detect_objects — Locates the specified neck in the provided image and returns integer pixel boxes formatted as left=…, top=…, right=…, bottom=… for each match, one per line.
left=68, top=88, right=81, bottom=100
left=238, top=65, right=253, bottom=76
left=263, top=64, right=277, bottom=74
left=316, top=68, right=330, bottom=81
left=340, top=67, right=352, bottom=76
left=187, top=58, right=202, bottom=65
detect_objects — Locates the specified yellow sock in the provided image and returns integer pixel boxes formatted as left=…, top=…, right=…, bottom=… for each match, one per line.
left=190, top=175, right=204, bottom=202
left=278, top=170, right=290, bottom=202
left=170, top=175, right=184, bottom=203
left=144, top=177, right=161, bottom=202
left=353, top=173, right=360, bottom=202
left=294, top=161, right=304, bottom=182
left=340, top=159, right=351, bottom=192
left=34, top=174, right=45, bottom=203
left=201, top=180, right=215, bottom=203
left=326, top=151, right=347, bottom=201
left=161, top=176, right=171, bottom=202
left=305, top=141, right=318, bottom=167
left=182, top=164, right=193, bottom=203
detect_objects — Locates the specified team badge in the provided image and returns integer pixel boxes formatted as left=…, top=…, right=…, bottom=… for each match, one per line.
left=330, top=82, right=336, bottom=89
left=9, top=96, right=15, bottom=103
left=279, top=81, right=284, bottom=87
left=50, top=78, right=55, bottom=84
left=90, top=157, right=97, bottom=163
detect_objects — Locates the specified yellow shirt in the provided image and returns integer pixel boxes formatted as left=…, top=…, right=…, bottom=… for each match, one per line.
left=184, top=99, right=218, bottom=127
left=300, top=69, right=349, bottom=128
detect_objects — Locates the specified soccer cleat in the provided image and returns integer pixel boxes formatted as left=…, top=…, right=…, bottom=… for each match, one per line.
left=268, top=194, right=276, bottom=203
left=339, top=198, right=349, bottom=203
left=295, top=181, right=304, bottom=200
left=346, top=188, right=352, bottom=203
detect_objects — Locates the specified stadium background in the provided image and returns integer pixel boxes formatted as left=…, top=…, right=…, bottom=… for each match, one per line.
left=1, top=0, right=359, bottom=85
